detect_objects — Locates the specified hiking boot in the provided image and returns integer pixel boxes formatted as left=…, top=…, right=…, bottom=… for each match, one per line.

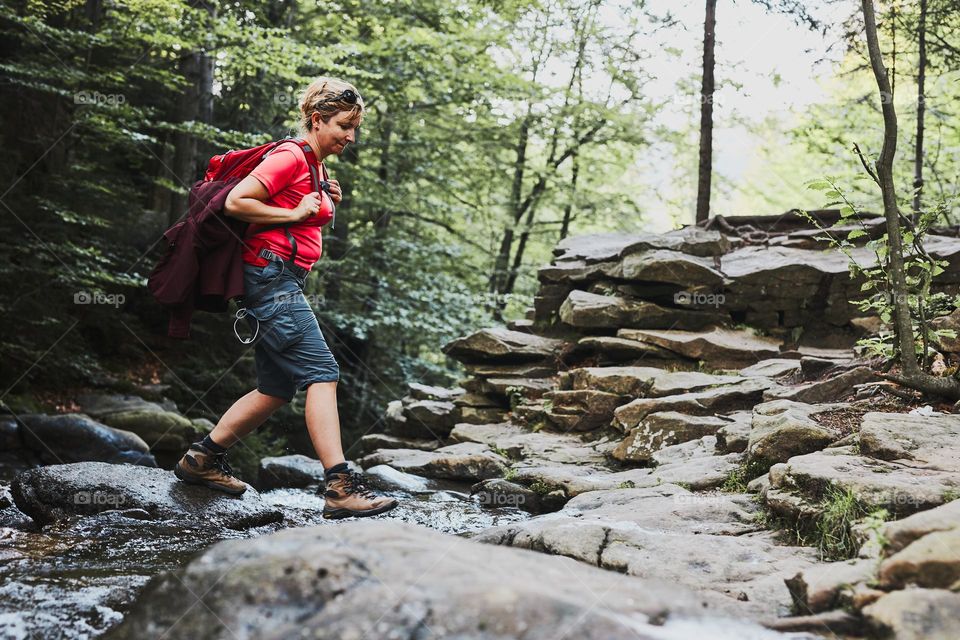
left=322, top=471, right=398, bottom=519
left=174, top=443, right=247, bottom=496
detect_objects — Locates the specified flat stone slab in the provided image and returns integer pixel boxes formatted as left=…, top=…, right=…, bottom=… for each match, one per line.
left=574, top=335, right=679, bottom=362
left=762, top=366, right=877, bottom=404
left=768, top=448, right=960, bottom=516
left=406, top=382, right=464, bottom=401
left=559, top=289, right=722, bottom=330
left=11, top=462, right=281, bottom=530
left=613, top=378, right=773, bottom=428
left=647, top=371, right=749, bottom=397
left=860, top=411, right=960, bottom=471
left=476, top=484, right=818, bottom=617
left=739, top=359, right=802, bottom=378
left=442, top=328, right=564, bottom=363
left=862, top=588, right=960, bottom=640
left=359, top=442, right=508, bottom=482
left=448, top=422, right=604, bottom=467
left=565, top=366, right=667, bottom=396
left=618, top=327, right=783, bottom=368
left=106, top=520, right=777, bottom=640
left=600, top=249, right=726, bottom=287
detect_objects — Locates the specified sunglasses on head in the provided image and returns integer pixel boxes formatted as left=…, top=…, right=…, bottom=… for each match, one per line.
left=316, top=89, right=361, bottom=107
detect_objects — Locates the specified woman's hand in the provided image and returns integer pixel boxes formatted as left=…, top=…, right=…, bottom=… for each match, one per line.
left=293, top=191, right=322, bottom=221
left=327, top=179, right=342, bottom=204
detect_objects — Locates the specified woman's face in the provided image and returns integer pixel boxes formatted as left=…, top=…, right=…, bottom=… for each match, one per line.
left=311, top=110, right=359, bottom=158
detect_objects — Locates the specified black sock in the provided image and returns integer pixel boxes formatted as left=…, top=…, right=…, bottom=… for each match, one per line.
left=200, top=434, right=228, bottom=454
left=324, top=462, right=349, bottom=479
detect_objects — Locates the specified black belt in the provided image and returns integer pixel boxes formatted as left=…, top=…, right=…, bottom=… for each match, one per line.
left=258, top=248, right=309, bottom=280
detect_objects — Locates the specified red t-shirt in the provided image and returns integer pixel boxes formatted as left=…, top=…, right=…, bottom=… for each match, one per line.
left=241, top=141, right=334, bottom=270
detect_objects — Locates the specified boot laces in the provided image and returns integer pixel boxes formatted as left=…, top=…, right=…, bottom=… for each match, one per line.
left=344, top=471, right=377, bottom=499
left=211, top=452, right=236, bottom=478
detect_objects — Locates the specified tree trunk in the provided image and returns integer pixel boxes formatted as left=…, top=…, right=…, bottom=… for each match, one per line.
left=913, top=0, right=927, bottom=220
left=695, top=0, right=716, bottom=224
left=862, top=0, right=960, bottom=399
left=559, top=150, right=579, bottom=241
left=168, top=1, right=215, bottom=225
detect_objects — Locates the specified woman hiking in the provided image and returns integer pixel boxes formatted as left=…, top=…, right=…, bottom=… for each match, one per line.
left=174, top=77, right=398, bottom=520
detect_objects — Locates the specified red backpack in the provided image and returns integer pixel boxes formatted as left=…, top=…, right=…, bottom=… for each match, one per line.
left=148, top=137, right=332, bottom=339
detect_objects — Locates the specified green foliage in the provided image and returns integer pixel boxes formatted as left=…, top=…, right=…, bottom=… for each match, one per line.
left=790, top=486, right=891, bottom=561
left=800, top=179, right=958, bottom=370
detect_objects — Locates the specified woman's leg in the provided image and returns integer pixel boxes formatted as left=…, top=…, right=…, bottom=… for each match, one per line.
left=209, top=388, right=289, bottom=447
left=304, top=381, right=346, bottom=468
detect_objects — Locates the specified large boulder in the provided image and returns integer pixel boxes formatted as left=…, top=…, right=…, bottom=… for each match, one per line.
left=104, top=520, right=771, bottom=640
left=542, top=389, right=626, bottom=432
left=17, top=413, right=156, bottom=467
left=761, top=366, right=877, bottom=404
left=77, top=393, right=202, bottom=455
left=442, top=328, right=564, bottom=363
left=448, top=422, right=605, bottom=467
left=602, top=248, right=726, bottom=286
left=11, top=462, right=281, bottom=529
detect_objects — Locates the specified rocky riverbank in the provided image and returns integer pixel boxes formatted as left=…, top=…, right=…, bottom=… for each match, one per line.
left=4, top=217, right=960, bottom=639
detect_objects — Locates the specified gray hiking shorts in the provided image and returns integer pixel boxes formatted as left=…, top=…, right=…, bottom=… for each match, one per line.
left=240, top=259, right=339, bottom=402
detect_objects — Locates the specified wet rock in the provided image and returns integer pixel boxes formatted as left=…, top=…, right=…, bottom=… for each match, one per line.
left=470, top=478, right=565, bottom=513
left=784, top=558, right=877, bottom=613
left=106, top=519, right=768, bottom=640
left=612, top=412, right=727, bottom=463
left=11, top=462, right=281, bottom=530
left=442, top=327, right=565, bottom=363
left=862, top=588, right=960, bottom=640
left=618, top=327, right=782, bottom=368
left=878, top=528, right=960, bottom=589
left=364, top=464, right=432, bottom=492
left=359, top=443, right=508, bottom=482
left=258, top=454, right=326, bottom=490
left=511, top=465, right=658, bottom=497
left=762, top=366, right=877, bottom=403
left=18, top=413, right=156, bottom=467
left=77, top=393, right=200, bottom=454
left=747, top=400, right=844, bottom=468
left=613, top=378, right=772, bottom=428
left=542, top=389, right=625, bottom=432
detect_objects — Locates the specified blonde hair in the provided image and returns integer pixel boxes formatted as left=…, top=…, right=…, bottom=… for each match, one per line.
left=298, top=77, right=364, bottom=135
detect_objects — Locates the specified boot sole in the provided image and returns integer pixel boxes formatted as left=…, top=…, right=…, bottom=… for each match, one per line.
left=322, top=500, right=399, bottom=520
left=174, top=463, right=247, bottom=496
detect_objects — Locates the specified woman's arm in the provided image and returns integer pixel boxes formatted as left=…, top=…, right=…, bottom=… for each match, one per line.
left=223, top=175, right=320, bottom=225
